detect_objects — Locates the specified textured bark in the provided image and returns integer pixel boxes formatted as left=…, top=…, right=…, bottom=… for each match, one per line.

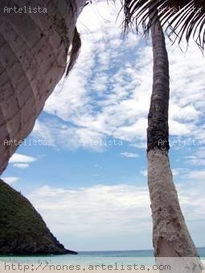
left=148, top=15, right=202, bottom=269
left=148, top=150, right=203, bottom=271
left=147, top=19, right=169, bottom=152
left=0, top=0, right=86, bottom=174
left=148, top=150, right=200, bottom=257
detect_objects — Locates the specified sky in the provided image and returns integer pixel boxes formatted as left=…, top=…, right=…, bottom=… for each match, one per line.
left=1, top=0, right=205, bottom=251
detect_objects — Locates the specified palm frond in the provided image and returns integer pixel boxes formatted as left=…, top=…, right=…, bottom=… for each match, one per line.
left=66, top=27, right=81, bottom=76
left=123, top=0, right=205, bottom=49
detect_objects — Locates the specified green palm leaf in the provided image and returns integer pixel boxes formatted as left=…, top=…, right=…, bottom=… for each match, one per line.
left=123, top=0, right=205, bottom=48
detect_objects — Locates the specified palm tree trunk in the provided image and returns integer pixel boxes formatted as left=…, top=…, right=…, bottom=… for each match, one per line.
left=147, top=16, right=203, bottom=272
left=0, top=0, right=86, bottom=174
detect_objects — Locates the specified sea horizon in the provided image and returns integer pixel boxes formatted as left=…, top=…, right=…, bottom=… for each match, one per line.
left=0, top=247, right=205, bottom=265
left=79, top=246, right=205, bottom=253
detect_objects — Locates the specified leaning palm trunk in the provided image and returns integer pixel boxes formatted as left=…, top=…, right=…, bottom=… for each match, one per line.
left=147, top=16, right=203, bottom=272
left=0, top=0, right=86, bottom=174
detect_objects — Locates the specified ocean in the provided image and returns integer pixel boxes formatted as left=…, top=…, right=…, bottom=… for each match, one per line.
left=0, top=248, right=205, bottom=266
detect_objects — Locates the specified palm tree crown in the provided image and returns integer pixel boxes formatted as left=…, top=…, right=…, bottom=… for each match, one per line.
left=123, top=0, right=205, bottom=48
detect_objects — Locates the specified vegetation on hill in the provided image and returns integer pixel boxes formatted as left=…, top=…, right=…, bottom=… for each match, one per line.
left=0, top=179, right=77, bottom=255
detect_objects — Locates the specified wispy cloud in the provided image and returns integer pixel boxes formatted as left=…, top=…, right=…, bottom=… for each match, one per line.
left=186, top=170, right=205, bottom=182
left=9, top=153, right=37, bottom=169
left=29, top=184, right=151, bottom=241
left=121, top=152, right=139, bottom=158
left=140, top=169, right=147, bottom=177
left=28, top=181, right=205, bottom=250
left=31, top=0, right=205, bottom=153
left=9, top=153, right=36, bottom=163
left=2, top=176, right=19, bottom=185
left=185, top=147, right=205, bottom=166
left=13, top=163, right=30, bottom=169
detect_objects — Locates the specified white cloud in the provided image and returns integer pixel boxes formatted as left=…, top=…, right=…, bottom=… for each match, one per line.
left=32, top=120, right=56, bottom=147
left=171, top=167, right=205, bottom=183
left=28, top=181, right=205, bottom=250
left=9, top=153, right=36, bottom=169
left=32, top=119, right=107, bottom=151
left=30, top=0, right=205, bottom=152
left=34, top=1, right=149, bottom=149
left=13, top=163, right=30, bottom=169
left=177, top=180, right=205, bottom=221
left=185, top=148, right=205, bottom=166
left=9, top=153, right=36, bottom=164
left=172, top=168, right=188, bottom=177
left=131, top=141, right=146, bottom=149
left=120, top=152, right=139, bottom=158
left=29, top=184, right=151, bottom=237
left=140, top=169, right=147, bottom=177
left=170, top=104, right=201, bottom=122
left=169, top=120, right=193, bottom=136
left=187, top=170, right=205, bottom=182
left=2, top=176, right=19, bottom=185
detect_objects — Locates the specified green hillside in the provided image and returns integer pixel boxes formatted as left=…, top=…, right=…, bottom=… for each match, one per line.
left=0, top=179, right=77, bottom=255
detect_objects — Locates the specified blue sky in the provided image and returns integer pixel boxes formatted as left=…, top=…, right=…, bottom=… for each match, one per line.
left=1, top=1, right=205, bottom=251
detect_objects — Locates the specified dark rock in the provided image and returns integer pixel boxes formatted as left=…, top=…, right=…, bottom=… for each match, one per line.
left=0, top=179, right=77, bottom=255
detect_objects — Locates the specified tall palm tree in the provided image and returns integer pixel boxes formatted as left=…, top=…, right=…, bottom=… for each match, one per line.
left=149, top=15, right=202, bottom=262
left=122, top=0, right=204, bottom=265
left=0, top=0, right=87, bottom=174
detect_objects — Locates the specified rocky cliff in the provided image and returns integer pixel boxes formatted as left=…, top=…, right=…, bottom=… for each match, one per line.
left=0, top=179, right=76, bottom=255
